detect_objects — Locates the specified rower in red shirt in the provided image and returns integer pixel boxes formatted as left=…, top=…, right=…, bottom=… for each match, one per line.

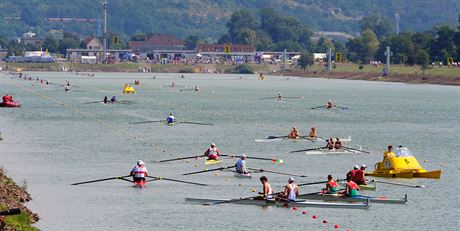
left=346, top=165, right=359, bottom=180
left=352, top=164, right=367, bottom=185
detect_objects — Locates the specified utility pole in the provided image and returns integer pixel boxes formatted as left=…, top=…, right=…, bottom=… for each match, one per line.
left=102, top=0, right=107, bottom=64
left=384, top=46, right=392, bottom=75
left=327, top=48, right=332, bottom=72
left=395, top=12, right=400, bottom=35
left=282, top=49, right=287, bottom=75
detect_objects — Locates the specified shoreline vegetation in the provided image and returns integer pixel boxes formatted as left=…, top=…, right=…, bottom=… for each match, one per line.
left=2, top=62, right=459, bottom=86
left=0, top=168, right=39, bottom=231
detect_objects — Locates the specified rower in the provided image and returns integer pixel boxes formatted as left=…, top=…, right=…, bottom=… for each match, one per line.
left=281, top=177, right=299, bottom=201
left=194, top=85, right=200, bottom=92
left=326, top=138, right=335, bottom=150
left=235, top=154, right=248, bottom=174
left=204, top=143, right=221, bottom=160
left=65, top=85, right=70, bottom=92
left=110, top=96, right=117, bottom=103
left=395, top=145, right=411, bottom=157
left=326, top=100, right=334, bottom=109
left=343, top=177, right=359, bottom=197
left=383, top=145, right=396, bottom=159
left=346, top=165, right=359, bottom=180
left=324, top=175, right=339, bottom=194
left=66, top=81, right=70, bottom=87
left=334, top=137, right=343, bottom=149
left=277, top=92, right=283, bottom=99
left=308, top=127, right=317, bottom=139
left=287, top=127, right=299, bottom=139
left=130, top=160, right=148, bottom=184
left=103, top=96, right=108, bottom=104
left=259, top=176, right=274, bottom=199
left=166, top=113, right=175, bottom=124
left=353, top=164, right=367, bottom=185
left=171, top=82, right=176, bottom=88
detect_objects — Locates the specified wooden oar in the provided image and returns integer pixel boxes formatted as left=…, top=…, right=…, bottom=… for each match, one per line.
left=370, top=179, right=425, bottom=188
left=267, top=135, right=288, bottom=139
left=146, top=176, right=208, bottom=186
left=83, top=101, right=103, bottom=104
left=343, top=146, right=371, bottom=154
left=71, top=175, right=131, bottom=185
left=182, top=165, right=235, bottom=175
left=311, top=105, right=326, bottom=109
left=289, top=147, right=325, bottom=153
left=178, top=121, right=214, bottom=126
left=155, top=155, right=205, bottom=163
left=130, top=120, right=163, bottom=125
left=248, top=168, right=307, bottom=177
left=220, top=154, right=284, bottom=163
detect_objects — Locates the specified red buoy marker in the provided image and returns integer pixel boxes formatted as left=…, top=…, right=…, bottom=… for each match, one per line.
left=334, top=224, right=340, bottom=229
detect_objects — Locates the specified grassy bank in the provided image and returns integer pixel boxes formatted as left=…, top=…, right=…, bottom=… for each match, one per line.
left=1, top=62, right=459, bottom=86
left=0, top=168, right=39, bottom=231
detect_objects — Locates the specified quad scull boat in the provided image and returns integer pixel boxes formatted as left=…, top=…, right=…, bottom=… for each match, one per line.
left=185, top=197, right=370, bottom=209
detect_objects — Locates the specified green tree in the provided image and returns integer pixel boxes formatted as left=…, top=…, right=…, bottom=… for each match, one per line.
left=58, top=32, right=80, bottom=54
left=184, top=35, right=199, bottom=50
left=44, top=33, right=58, bottom=53
left=298, top=51, right=314, bottom=70
left=429, top=25, right=456, bottom=61
left=235, top=28, right=257, bottom=45
left=131, top=33, right=147, bottom=41
left=359, top=14, right=395, bottom=38
left=226, top=9, right=258, bottom=43
left=217, top=34, right=232, bottom=44
left=347, top=29, right=379, bottom=63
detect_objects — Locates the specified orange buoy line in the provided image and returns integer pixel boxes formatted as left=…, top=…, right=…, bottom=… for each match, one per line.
left=5, top=78, right=168, bottom=154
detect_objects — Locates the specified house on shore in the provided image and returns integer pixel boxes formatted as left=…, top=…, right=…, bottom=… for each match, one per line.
left=129, top=34, right=185, bottom=62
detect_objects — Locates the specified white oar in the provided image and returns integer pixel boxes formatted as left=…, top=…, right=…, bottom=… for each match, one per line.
left=370, top=179, right=425, bottom=188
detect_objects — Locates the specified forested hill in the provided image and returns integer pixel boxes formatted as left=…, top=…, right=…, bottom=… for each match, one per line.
left=1, top=0, right=459, bottom=39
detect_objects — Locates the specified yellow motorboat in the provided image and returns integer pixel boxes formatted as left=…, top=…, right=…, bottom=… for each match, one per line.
left=123, top=85, right=135, bottom=94
left=366, top=155, right=441, bottom=179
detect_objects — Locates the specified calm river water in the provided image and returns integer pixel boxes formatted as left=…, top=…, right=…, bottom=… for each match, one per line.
left=0, top=72, right=458, bottom=231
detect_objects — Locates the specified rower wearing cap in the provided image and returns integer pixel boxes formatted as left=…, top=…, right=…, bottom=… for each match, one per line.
left=344, top=177, right=359, bottom=197
left=277, top=92, right=283, bottom=100
left=353, top=164, right=367, bottom=185
left=281, top=177, right=299, bottom=201
left=326, top=100, right=334, bottom=109
left=383, top=145, right=396, bottom=159
left=235, top=154, right=248, bottom=174
left=103, top=96, right=108, bottom=104
left=346, top=165, right=359, bottom=180
left=395, top=145, right=411, bottom=157
left=204, top=143, right=221, bottom=160
left=308, top=127, right=317, bottom=139
left=130, top=160, right=149, bottom=184
left=324, top=175, right=338, bottom=194
left=167, top=113, right=175, bottom=124
left=287, top=127, right=299, bottom=139
left=259, top=176, right=274, bottom=199
left=334, top=137, right=343, bottom=149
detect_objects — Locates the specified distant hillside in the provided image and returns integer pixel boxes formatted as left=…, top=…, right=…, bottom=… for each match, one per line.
left=1, top=0, right=459, bottom=40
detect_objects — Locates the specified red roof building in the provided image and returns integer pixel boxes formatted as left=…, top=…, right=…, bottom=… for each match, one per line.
left=129, top=34, right=184, bottom=52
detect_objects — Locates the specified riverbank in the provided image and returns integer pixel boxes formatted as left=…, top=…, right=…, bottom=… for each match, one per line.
left=2, top=62, right=459, bottom=86
left=0, top=168, right=39, bottom=231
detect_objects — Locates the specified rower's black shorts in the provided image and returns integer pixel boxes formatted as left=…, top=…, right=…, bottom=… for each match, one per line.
left=133, top=177, right=145, bottom=182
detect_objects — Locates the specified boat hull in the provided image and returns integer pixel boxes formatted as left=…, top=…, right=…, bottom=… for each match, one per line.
left=297, top=193, right=407, bottom=204
left=0, top=102, right=21, bottom=107
left=368, top=156, right=441, bottom=179
left=185, top=197, right=370, bottom=209
left=338, top=181, right=376, bottom=191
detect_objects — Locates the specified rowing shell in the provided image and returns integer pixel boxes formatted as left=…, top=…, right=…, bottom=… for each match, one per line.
left=185, top=197, right=370, bottom=209
left=297, top=193, right=407, bottom=204
left=305, top=148, right=363, bottom=155
left=133, top=181, right=146, bottom=189
left=205, top=159, right=223, bottom=165
left=255, top=136, right=352, bottom=143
